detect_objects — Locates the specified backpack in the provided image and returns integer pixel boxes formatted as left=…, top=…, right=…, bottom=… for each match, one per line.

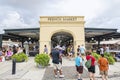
left=85, top=58, right=91, bottom=68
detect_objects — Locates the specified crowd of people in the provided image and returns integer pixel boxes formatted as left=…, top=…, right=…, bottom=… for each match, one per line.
left=94, top=45, right=110, bottom=55
left=0, top=45, right=25, bottom=62
left=49, top=44, right=109, bottom=80
left=0, top=44, right=110, bottom=80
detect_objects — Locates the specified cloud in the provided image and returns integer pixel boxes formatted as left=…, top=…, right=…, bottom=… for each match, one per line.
left=0, top=0, right=120, bottom=33
left=0, top=11, right=31, bottom=32
left=86, top=0, right=120, bottom=31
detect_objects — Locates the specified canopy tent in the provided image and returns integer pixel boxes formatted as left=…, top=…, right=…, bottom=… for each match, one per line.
left=96, top=39, right=120, bottom=45
left=117, top=41, right=120, bottom=45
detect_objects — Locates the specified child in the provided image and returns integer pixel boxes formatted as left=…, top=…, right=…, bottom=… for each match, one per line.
left=75, top=53, right=84, bottom=80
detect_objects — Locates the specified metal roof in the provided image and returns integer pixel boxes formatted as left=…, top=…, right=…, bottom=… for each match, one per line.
left=3, top=27, right=119, bottom=42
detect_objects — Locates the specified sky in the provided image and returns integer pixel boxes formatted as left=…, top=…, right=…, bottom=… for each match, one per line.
left=0, top=0, right=120, bottom=33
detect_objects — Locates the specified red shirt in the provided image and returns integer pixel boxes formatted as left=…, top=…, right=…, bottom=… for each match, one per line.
left=86, top=55, right=96, bottom=66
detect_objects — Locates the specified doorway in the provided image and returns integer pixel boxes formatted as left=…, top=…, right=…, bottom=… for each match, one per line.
left=51, top=31, right=74, bottom=49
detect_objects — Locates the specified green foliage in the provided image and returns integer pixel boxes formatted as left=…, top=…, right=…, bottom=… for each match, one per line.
left=104, top=55, right=115, bottom=65
left=104, top=52, right=111, bottom=57
left=104, top=52, right=115, bottom=64
left=92, top=52, right=115, bottom=65
left=92, top=52, right=100, bottom=60
left=12, top=52, right=28, bottom=62
left=34, top=53, right=50, bottom=67
left=108, top=56, right=115, bottom=64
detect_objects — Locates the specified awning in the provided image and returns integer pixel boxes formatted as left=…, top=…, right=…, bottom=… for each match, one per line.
left=98, top=40, right=120, bottom=44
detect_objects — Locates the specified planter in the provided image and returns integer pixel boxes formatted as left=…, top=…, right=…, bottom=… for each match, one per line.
left=36, top=64, right=45, bottom=68
left=12, top=52, right=28, bottom=62
left=35, top=53, right=50, bottom=67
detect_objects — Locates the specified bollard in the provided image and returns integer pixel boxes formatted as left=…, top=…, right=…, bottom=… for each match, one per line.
left=12, top=58, right=16, bottom=74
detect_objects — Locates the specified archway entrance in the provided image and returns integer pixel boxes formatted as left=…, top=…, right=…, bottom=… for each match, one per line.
left=39, top=16, right=85, bottom=54
left=51, top=31, right=73, bottom=49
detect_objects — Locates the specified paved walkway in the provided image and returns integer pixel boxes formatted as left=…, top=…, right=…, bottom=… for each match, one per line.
left=0, top=57, right=120, bottom=80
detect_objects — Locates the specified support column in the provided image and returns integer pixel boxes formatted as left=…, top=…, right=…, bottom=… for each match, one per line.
left=97, top=37, right=101, bottom=48
left=0, top=34, right=3, bottom=48
left=97, top=37, right=101, bottom=54
left=21, top=39, right=24, bottom=47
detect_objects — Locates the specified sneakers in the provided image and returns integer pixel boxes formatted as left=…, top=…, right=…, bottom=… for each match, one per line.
left=59, top=75, right=64, bottom=78
left=55, top=75, right=58, bottom=78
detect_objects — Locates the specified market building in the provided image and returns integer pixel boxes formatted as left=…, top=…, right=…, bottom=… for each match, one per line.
left=0, top=16, right=120, bottom=55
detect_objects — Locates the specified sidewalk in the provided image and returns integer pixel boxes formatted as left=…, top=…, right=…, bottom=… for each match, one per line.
left=0, top=57, right=120, bottom=80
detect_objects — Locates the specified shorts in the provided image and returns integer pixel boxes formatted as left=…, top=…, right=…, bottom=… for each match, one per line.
left=53, top=63, right=62, bottom=70
left=76, top=66, right=83, bottom=74
left=100, top=71, right=108, bottom=76
left=88, top=65, right=95, bottom=73
left=81, top=53, right=85, bottom=56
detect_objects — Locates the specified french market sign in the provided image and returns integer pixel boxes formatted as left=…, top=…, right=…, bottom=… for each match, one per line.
left=48, top=17, right=77, bottom=22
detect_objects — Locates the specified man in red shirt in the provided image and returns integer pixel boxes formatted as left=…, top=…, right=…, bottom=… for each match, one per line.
left=86, top=51, right=96, bottom=80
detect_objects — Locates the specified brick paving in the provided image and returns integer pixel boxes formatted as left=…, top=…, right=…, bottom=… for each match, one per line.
left=42, top=66, right=89, bottom=80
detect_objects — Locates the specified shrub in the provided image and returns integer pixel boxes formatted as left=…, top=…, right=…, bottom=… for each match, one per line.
left=34, top=53, right=50, bottom=67
left=92, top=52, right=100, bottom=60
left=104, top=55, right=115, bottom=65
left=104, top=52, right=115, bottom=64
left=108, top=56, right=115, bottom=64
left=12, top=52, right=28, bottom=62
left=92, top=52, right=115, bottom=64
left=104, top=52, right=111, bottom=57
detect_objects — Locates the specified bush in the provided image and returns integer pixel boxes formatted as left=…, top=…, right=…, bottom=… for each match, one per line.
left=12, top=52, right=28, bottom=62
left=104, top=52, right=111, bottom=57
left=92, top=52, right=115, bottom=64
left=34, top=53, right=50, bottom=67
left=104, top=55, right=115, bottom=65
left=108, top=56, right=115, bottom=64
left=92, top=52, right=100, bottom=60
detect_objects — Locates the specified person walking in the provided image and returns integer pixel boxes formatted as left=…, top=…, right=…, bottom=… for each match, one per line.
left=50, top=46, right=64, bottom=78
left=77, top=45, right=80, bottom=54
left=43, top=45, right=48, bottom=54
left=98, top=54, right=109, bottom=80
left=100, top=46, right=104, bottom=54
left=80, top=45, right=86, bottom=56
left=105, top=45, right=110, bottom=54
left=75, top=53, right=84, bottom=80
left=86, top=51, right=96, bottom=80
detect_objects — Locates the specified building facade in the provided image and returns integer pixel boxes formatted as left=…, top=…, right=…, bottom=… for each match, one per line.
left=39, top=16, right=85, bottom=53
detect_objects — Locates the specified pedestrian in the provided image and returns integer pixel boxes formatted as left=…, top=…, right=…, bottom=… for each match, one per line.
left=86, top=51, right=96, bottom=80
left=98, top=54, right=109, bottom=80
left=77, top=45, right=80, bottom=54
left=75, top=53, right=84, bottom=80
left=100, top=46, right=104, bottom=54
left=44, top=45, right=48, bottom=54
left=105, top=45, right=110, bottom=54
left=50, top=46, right=64, bottom=78
left=67, top=45, right=72, bottom=60
left=80, top=45, right=86, bottom=56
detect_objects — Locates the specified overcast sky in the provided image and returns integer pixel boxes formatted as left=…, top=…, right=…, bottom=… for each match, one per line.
left=0, top=0, right=120, bottom=33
